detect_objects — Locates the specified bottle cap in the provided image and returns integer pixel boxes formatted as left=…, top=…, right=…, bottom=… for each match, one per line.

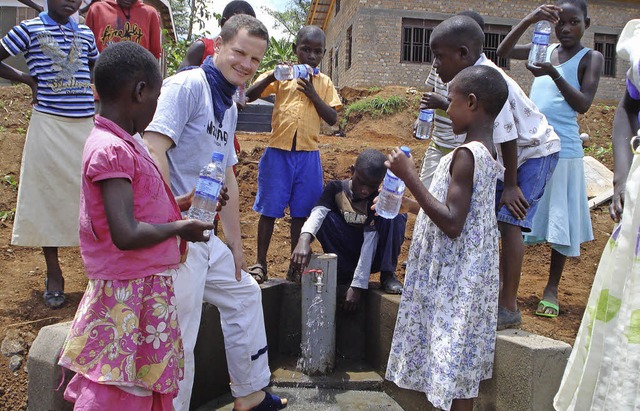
left=211, top=152, right=225, bottom=162
left=400, top=146, right=411, bottom=157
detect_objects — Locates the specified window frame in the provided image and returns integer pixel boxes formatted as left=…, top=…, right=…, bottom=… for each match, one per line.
left=594, top=33, right=617, bottom=77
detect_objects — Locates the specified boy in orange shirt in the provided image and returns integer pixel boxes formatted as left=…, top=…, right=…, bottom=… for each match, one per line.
left=246, top=25, right=342, bottom=283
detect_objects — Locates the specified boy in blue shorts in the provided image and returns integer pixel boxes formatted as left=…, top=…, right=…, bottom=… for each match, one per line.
left=0, top=0, right=99, bottom=308
left=246, top=25, right=342, bottom=283
left=429, top=16, right=560, bottom=330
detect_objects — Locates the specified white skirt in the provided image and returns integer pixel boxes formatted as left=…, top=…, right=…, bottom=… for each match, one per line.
left=11, top=110, right=93, bottom=246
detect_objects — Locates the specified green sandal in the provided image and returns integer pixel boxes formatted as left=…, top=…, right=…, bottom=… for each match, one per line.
left=535, top=300, right=559, bottom=318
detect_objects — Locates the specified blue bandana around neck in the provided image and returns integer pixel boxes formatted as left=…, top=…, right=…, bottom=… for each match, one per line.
left=200, top=56, right=237, bottom=127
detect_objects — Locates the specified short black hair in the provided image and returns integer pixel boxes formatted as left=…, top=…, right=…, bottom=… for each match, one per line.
left=296, top=25, right=325, bottom=46
left=94, top=41, right=161, bottom=102
left=450, top=65, right=508, bottom=118
left=221, top=1, right=256, bottom=24
left=431, top=15, right=484, bottom=54
left=354, top=149, right=387, bottom=181
left=456, top=10, right=485, bottom=31
left=220, top=14, right=268, bottom=43
left=557, top=0, right=588, bottom=18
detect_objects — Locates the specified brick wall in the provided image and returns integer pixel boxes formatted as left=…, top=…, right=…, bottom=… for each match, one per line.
left=321, top=0, right=638, bottom=101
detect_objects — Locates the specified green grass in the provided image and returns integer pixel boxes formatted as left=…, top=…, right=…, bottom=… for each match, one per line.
left=0, top=208, right=15, bottom=223
left=3, top=174, right=18, bottom=191
left=584, top=142, right=612, bottom=160
left=367, top=86, right=382, bottom=93
left=340, top=95, right=408, bottom=128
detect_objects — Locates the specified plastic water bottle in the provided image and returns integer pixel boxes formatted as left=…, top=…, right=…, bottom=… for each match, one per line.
left=528, top=20, right=552, bottom=66
left=233, top=84, right=245, bottom=105
left=273, top=64, right=320, bottom=81
left=376, top=146, right=411, bottom=219
left=187, top=152, right=225, bottom=223
left=415, top=109, right=434, bottom=140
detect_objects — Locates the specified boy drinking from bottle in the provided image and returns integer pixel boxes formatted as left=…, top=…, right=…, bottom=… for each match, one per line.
left=245, top=25, right=342, bottom=284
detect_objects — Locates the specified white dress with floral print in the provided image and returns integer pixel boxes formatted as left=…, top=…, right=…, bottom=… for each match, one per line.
left=386, top=141, right=503, bottom=410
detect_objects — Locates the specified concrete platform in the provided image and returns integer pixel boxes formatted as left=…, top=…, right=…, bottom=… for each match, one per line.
left=195, top=387, right=403, bottom=411
left=270, top=356, right=383, bottom=391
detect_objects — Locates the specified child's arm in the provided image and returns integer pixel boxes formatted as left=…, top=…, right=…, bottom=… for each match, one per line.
left=16, top=0, right=43, bottom=12
left=245, top=72, right=276, bottom=102
left=387, top=147, right=473, bottom=238
left=610, top=90, right=640, bottom=222
left=527, top=51, right=603, bottom=113
left=0, top=48, right=37, bottom=103
left=496, top=5, right=561, bottom=60
left=101, top=178, right=212, bottom=250
left=497, top=140, right=529, bottom=219
left=298, top=77, right=338, bottom=125
left=291, top=206, right=330, bottom=269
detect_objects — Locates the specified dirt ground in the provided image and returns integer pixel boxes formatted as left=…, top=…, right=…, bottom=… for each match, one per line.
left=0, top=84, right=618, bottom=409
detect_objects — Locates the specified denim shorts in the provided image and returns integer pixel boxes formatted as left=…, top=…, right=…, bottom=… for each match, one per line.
left=253, top=147, right=323, bottom=218
left=495, top=152, right=559, bottom=232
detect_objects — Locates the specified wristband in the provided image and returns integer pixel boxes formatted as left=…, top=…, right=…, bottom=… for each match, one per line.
left=552, top=73, right=562, bottom=82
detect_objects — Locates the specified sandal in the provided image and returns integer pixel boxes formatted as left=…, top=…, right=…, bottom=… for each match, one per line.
left=43, top=278, right=66, bottom=309
left=248, top=264, right=268, bottom=284
left=233, top=390, right=287, bottom=411
left=535, top=299, right=559, bottom=318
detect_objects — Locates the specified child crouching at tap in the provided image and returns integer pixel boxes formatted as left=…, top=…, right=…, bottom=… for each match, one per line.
left=58, top=42, right=214, bottom=410
left=385, top=65, right=508, bottom=411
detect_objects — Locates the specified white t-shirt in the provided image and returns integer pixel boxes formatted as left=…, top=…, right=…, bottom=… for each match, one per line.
left=476, top=54, right=561, bottom=167
left=145, top=68, right=238, bottom=196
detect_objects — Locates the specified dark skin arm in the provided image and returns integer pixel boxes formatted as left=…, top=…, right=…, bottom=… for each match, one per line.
left=16, top=0, right=43, bottom=12
left=498, top=139, right=529, bottom=219
left=0, top=48, right=38, bottom=104
left=245, top=72, right=276, bottom=102
left=527, top=50, right=604, bottom=114
left=387, top=147, right=473, bottom=239
left=496, top=5, right=561, bottom=59
left=610, top=90, right=640, bottom=222
left=178, top=40, right=206, bottom=71
left=101, top=178, right=213, bottom=250
left=298, top=76, right=338, bottom=126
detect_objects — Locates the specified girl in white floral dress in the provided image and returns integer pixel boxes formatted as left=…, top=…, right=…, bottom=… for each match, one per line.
left=385, top=65, right=508, bottom=411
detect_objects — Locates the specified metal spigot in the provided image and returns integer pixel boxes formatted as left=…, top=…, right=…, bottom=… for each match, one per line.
left=309, top=269, right=324, bottom=293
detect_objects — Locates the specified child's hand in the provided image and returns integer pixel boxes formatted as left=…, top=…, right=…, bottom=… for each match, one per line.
left=498, top=185, right=530, bottom=220
left=23, top=74, right=38, bottom=105
left=420, top=92, right=448, bottom=111
left=343, top=287, right=363, bottom=312
left=297, top=77, right=319, bottom=101
left=175, top=189, right=195, bottom=212
left=176, top=219, right=214, bottom=242
left=526, top=62, right=559, bottom=78
left=610, top=181, right=625, bottom=223
left=525, top=5, right=561, bottom=25
left=291, top=233, right=313, bottom=270
left=386, top=147, right=417, bottom=183
left=216, top=186, right=229, bottom=212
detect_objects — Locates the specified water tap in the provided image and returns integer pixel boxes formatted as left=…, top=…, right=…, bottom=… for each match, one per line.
left=310, top=269, right=324, bottom=293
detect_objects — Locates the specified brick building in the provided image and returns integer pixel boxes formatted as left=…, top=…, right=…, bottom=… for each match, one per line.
left=307, top=0, right=639, bottom=101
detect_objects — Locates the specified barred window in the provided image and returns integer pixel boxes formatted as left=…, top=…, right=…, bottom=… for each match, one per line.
left=484, top=24, right=511, bottom=69
left=401, top=19, right=439, bottom=63
left=594, top=33, right=617, bottom=77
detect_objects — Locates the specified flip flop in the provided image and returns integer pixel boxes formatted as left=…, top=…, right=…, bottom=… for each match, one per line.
left=248, top=264, right=268, bottom=284
left=232, top=390, right=287, bottom=411
left=536, top=299, right=559, bottom=318
left=43, top=278, right=66, bottom=309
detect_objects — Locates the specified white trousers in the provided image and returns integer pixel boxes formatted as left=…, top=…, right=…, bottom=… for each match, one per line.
left=172, top=235, right=271, bottom=411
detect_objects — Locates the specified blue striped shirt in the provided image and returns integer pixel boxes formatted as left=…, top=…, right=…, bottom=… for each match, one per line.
left=1, top=12, right=99, bottom=118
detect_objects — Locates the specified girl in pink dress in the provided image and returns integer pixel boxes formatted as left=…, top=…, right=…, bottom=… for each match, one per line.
left=58, top=42, right=213, bottom=410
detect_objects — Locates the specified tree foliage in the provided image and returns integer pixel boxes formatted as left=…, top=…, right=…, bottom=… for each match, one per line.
left=169, top=0, right=216, bottom=41
left=262, top=0, right=311, bottom=40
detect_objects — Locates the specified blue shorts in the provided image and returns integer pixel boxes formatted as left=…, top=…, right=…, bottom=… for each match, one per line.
left=253, top=147, right=323, bottom=218
left=495, top=153, right=559, bottom=232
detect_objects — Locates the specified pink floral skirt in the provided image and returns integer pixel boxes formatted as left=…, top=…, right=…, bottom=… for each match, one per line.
left=58, top=273, right=184, bottom=395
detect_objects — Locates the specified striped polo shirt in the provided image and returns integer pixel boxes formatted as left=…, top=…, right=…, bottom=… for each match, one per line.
left=1, top=12, right=99, bottom=118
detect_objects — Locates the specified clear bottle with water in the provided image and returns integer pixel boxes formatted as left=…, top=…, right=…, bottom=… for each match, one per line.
left=415, top=109, right=434, bottom=140
left=233, top=84, right=246, bottom=105
left=274, top=64, right=320, bottom=81
left=528, top=20, right=552, bottom=66
left=376, top=146, right=411, bottom=219
left=187, top=152, right=225, bottom=223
